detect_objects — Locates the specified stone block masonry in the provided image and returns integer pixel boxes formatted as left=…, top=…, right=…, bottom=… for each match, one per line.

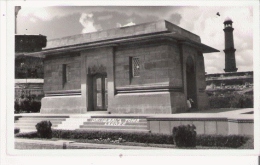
left=26, top=20, right=219, bottom=114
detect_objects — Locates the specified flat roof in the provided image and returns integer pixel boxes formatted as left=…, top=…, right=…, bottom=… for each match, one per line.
left=45, top=20, right=201, bottom=50
left=24, top=20, right=219, bottom=57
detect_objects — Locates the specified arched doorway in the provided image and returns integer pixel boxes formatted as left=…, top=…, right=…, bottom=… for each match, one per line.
left=186, top=56, right=197, bottom=109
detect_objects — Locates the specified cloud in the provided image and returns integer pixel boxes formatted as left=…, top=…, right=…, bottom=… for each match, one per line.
left=176, top=6, right=253, bottom=73
left=19, top=7, right=53, bottom=21
left=168, top=13, right=182, bottom=25
left=29, top=17, right=36, bottom=23
left=79, top=13, right=98, bottom=33
left=122, top=21, right=136, bottom=27
left=17, top=6, right=253, bottom=74
left=97, top=15, right=113, bottom=21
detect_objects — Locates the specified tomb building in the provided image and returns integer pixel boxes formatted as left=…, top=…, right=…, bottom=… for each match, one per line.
left=26, top=20, right=219, bottom=114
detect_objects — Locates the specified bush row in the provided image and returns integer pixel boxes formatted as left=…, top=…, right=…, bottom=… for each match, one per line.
left=196, top=134, right=249, bottom=148
left=16, top=129, right=249, bottom=148
left=52, top=130, right=173, bottom=144
left=208, top=94, right=253, bottom=109
left=15, top=99, right=41, bottom=114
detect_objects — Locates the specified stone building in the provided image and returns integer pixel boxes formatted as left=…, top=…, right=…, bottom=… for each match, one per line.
left=26, top=20, right=219, bottom=114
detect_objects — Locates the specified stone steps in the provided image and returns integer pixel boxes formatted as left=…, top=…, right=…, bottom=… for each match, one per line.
left=16, top=120, right=63, bottom=124
left=78, top=128, right=150, bottom=133
left=15, top=123, right=59, bottom=127
left=56, top=117, right=90, bottom=130
left=15, top=116, right=69, bottom=133
left=83, top=121, right=147, bottom=126
left=80, top=125, right=147, bottom=129
left=78, top=117, right=149, bottom=132
left=15, top=115, right=150, bottom=133
left=18, top=118, right=67, bottom=121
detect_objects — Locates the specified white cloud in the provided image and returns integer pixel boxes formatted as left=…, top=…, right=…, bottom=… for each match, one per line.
left=178, top=7, right=253, bottom=73
left=116, top=23, right=121, bottom=28
left=122, top=21, right=136, bottom=27
left=29, top=17, right=36, bottom=23
left=116, top=21, right=136, bottom=28
left=79, top=13, right=98, bottom=33
left=19, top=7, right=52, bottom=21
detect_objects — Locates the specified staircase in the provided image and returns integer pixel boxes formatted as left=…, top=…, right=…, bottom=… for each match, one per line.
left=15, top=116, right=69, bottom=133
left=78, top=116, right=150, bottom=133
left=56, top=116, right=91, bottom=130
left=15, top=115, right=150, bottom=133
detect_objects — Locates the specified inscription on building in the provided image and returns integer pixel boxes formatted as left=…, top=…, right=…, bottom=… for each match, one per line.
left=90, top=118, right=140, bottom=126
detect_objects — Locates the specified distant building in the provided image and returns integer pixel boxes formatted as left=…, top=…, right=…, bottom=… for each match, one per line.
left=205, top=71, right=253, bottom=95
left=15, top=6, right=46, bottom=101
left=205, top=18, right=253, bottom=95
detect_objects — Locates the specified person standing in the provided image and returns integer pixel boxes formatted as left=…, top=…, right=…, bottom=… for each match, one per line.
left=187, top=97, right=194, bottom=111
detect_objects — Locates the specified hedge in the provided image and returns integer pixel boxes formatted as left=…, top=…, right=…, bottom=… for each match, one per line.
left=196, top=134, right=250, bottom=148
left=209, top=94, right=253, bottom=109
left=15, top=129, right=250, bottom=148
left=52, top=130, right=173, bottom=144
left=15, top=99, right=41, bottom=114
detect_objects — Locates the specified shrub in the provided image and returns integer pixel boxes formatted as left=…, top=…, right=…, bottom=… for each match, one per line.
left=230, top=94, right=253, bottom=108
left=14, top=128, right=20, bottom=134
left=14, top=97, right=41, bottom=114
left=196, top=134, right=249, bottom=148
left=209, top=94, right=253, bottom=109
left=209, top=95, right=232, bottom=108
left=35, top=121, right=52, bottom=139
left=16, top=131, right=38, bottom=138
left=172, top=124, right=196, bottom=148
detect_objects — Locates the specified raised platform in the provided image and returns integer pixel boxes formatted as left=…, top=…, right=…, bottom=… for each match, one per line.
left=15, top=108, right=253, bottom=135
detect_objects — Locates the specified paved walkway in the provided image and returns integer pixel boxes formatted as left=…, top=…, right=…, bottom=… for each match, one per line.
left=15, top=138, right=170, bottom=149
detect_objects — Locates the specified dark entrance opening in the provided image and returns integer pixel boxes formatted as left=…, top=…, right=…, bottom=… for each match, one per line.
left=186, top=56, right=197, bottom=109
left=93, top=74, right=108, bottom=111
left=88, top=72, right=108, bottom=111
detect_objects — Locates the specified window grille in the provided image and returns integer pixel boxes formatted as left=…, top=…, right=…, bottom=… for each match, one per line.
left=132, top=57, right=140, bottom=77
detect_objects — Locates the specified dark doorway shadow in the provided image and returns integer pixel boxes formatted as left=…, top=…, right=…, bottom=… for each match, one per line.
left=186, top=56, right=197, bottom=110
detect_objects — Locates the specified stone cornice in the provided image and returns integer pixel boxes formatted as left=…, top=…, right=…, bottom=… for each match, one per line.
left=116, top=85, right=183, bottom=94
left=24, top=31, right=219, bottom=57
left=45, top=89, right=81, bottom=97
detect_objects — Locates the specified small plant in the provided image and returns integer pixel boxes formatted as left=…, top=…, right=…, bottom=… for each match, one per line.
left=35, top=120, right=52, bottom=139
left=14, top=128, right=20, bottom=134
left=172, top=124, right=197, bottom=148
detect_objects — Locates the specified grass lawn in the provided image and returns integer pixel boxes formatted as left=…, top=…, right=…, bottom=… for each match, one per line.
left=16, top=136, right=254, bottom=149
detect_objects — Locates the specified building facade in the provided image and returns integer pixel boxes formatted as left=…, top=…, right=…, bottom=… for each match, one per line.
left=26, top=20, right=219, bottom=114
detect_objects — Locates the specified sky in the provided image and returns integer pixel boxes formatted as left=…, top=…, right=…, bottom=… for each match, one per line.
left=16, top=6, right=253, bottom=74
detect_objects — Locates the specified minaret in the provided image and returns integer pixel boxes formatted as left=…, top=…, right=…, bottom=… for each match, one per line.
left=223, top=17, right=237, bottom=72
